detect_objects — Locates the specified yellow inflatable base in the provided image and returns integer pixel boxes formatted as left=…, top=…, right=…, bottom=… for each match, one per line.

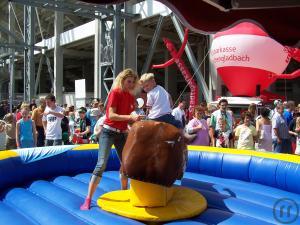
left=98, top=187, right=207, bottom=222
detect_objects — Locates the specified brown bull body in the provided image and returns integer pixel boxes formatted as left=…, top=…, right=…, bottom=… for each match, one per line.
left=122, top=120, right=186, bottom=187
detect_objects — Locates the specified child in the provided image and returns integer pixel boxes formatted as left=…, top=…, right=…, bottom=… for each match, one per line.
left=128, top=98, right=146, bottom=130
left=90, top=114, right=106, bottom=143
left=16, top=103, right=37, bottom=148
left=74, top=107, right=91, bottom=144
left=139, top=73, right=181, bottom=129
left=3, top=113, right=16, bottom=149
left=133, top=98, right=145, bottom=116
left=214, top=118, right=232, bottom=148
left=235, top=112, right=257, bottom=150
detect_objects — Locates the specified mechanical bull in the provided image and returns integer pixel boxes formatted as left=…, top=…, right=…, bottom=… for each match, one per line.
left=98, top=121, right=207, bottom=222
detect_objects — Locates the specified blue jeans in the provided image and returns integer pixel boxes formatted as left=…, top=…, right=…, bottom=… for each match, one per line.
left=152, top=114, right=183, bottom=129
left=273, top=138, right=292, bottom=154
left=93, top=127, right=126, bottom=177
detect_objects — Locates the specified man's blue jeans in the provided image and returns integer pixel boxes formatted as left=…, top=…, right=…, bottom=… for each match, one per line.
left=273, top=138, right=292, bottom=154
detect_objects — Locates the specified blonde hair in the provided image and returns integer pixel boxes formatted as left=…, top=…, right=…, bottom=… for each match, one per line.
left=39, top=97, right=45, bottom=104
left=4, top=113, right=14, bottom=123
left=296, top=117, right=300, bottom=129
left=248, top=103, right=256, bottom=111
left=218, top=117, right=226, bottom=125
left=21, top=103, right=30, bottom=110
left=111, top=68, right=139, bottom=94
left=207, top=103, right=217, bottom=114
left=139, top=73, right=155, bottom=84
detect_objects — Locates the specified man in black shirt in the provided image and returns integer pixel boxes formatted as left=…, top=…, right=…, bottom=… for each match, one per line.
left=61, top=111, right=70, bottom=145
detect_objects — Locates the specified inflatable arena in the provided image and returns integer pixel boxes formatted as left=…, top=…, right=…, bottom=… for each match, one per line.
left=1, top=144, right=299, bottom=225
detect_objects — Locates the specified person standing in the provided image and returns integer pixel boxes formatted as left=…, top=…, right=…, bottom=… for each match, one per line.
left=235, top=112, right=257, bottom=150
left=256, top=108, right=272, bottom=151
left=68, top=112, right=76, bottom=137
left=61, top=110, right=70, bottom=145
left=214, top=118, right=233, bottom=148
left=30, top=99, right=37, bottom=111
left=31, top=98, right=46, bottom=147
left=98, top=101, right=105, bottom=117
left=3, top=113, right=16, bottom=149
left=0, top=100, right=9, bottom=120
left=270, top=99, right=282, bottom=119
left=132, top=98, right=145, bottom=116
left=86, top=99, right=101, bottom=135
left=289, top=104, right=300, bottom=155
left=272, top=104, right=292, bottom=153
left=75, top=107, right=91, bottom=144
left=42, top=94, right=64, bottom=146
left=186, top=105, right=210, bottom=146
left=205, top=104, right=217, bottom=127
left=80, top=68, right=143, bottom=210
left=293, top=117, right=300, bottom=155
left=90, top=114, right=106, bottom=143
left=247, top=103, right=257, bottom=126
left=16, top=103, right=37, bottom=148
left=15, top=103, right=22, bottom=122
left=172, top=99, right=187, bottom=128
left=283, top=101, right=295, bottom=126
left=209, top=99, right=233, bottom=147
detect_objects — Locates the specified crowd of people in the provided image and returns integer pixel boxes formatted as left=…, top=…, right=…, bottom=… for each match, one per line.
left=0, top=80, right=299, bottom=156
left=0, top=69, right=299, bottom=210
left=0, top=95, right=106, bottom=150
left=0, top=75, right=299, bottom=155
left=185, top=99, right=300, bottom=154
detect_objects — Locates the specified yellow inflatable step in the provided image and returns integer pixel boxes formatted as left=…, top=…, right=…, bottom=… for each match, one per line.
left=98, top=186, right=207, bottom=222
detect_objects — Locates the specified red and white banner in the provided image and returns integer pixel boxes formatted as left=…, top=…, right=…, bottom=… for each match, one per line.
left=152, top=29, right=198, bottom=119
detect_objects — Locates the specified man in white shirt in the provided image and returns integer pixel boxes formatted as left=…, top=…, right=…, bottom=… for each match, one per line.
left=209, top=99, right=233, bottom=147
left=172, top=99, right=187, bottom=128
left=42, top=94, right=64, bottom=146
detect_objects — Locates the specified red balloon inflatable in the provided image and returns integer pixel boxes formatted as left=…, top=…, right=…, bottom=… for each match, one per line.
left=210, top=21, right=300, bottom=97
